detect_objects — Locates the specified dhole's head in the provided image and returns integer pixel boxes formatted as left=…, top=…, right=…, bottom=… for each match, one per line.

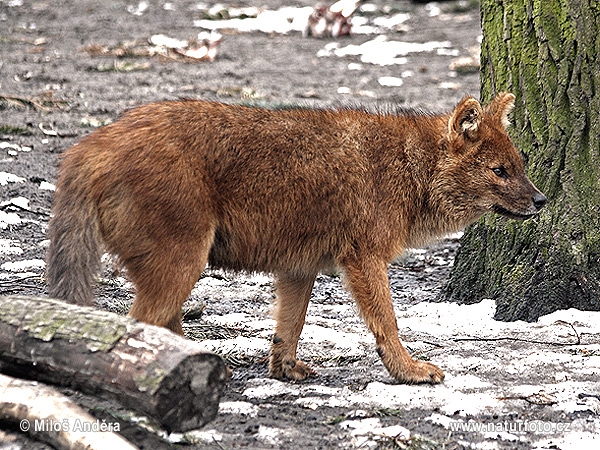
left=440, top=92, right=546, bottom=223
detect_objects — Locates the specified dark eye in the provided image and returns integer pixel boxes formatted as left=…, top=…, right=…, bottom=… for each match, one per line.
left=492, top=167, right=509, bottom=179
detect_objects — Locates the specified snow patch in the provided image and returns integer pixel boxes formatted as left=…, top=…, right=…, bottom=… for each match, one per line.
left=296, top=393, right=349, bottom=409
left=443, top=373, right=493, bottom=390
left=427, top=413, right=455, bottom=428
left=534, top=429, right=600, bottom=450
left=1, top=142, right=31, bottom=154
left=127, top=1, right=148, bottom=16
left=320, top=36, right=453, bottom=66
left=0, top=172, right=25, bottom=185
left=183, top=429, right=222, bottom=443
left=301, top=323, right=370, bottom=355
left=0, top=239, right=23, bottom=256
left=257, top=426, right=289, bottom=445
left=538, top=307, right=600, bottom=330
left=372, top=13, right=410, bottom=29
left=243, top=378, right=300, bottom=399
left=204, top=312, right=250, bottom=326
left=245, top=273, right=272, bottom=285
left=1, top=259, right=45, bottom=272
left=396, top=299, right=507, bottom=337
left=341, top=418, right=410, bottom=448
left=1, top=196, right=30, bottom=210
left=349, top=381, right=500, bottom=416
left=201, top=335, right=268, bottom=355
left=197, top=276, right=228, bottom=288
left=219, top=401, right=260, bottom=417
left=0, top=211, right=22, bottom=228
left=195, top=7, right=314, bottom=35
left=194, top=6, right=409, bottom=36
left=378, top=76, right=403, bottom=87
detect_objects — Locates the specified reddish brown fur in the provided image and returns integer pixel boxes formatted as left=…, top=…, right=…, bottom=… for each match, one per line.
left=47, top=93, right=545, bottom=384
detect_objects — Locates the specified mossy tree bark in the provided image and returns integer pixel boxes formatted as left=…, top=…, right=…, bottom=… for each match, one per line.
left=442, top=0, right=600, bottom=321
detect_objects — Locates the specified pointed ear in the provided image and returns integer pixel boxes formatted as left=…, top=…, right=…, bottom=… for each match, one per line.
left=486, top=92, right=515, bottom=129
left=448, top=95, right=483, bottom=141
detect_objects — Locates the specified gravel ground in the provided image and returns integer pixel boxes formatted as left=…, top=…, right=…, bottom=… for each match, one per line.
left=1, top=1, right=599, bottom=449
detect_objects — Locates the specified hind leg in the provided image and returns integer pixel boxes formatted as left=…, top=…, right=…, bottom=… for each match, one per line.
left=126, top=236, right=213, bottom=335
left=269, top=272, right=317, bottom=381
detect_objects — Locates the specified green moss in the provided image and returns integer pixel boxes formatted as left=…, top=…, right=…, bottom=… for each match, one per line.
left=325, top=414, right=348, bottom=425
left=0, top=296, right=129, bottom=351
left=502, top=263, right=533, bottom=289
left=133, top=364, right=166, bottom=394
left=0, top=124, right=32, bottom=135
left=445, top=0, right=600, bottom=320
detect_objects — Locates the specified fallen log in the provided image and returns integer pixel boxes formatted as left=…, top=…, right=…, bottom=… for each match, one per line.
left=0, top=373, right=139, bottom=450
left=0, top=295, right=228, bottom=433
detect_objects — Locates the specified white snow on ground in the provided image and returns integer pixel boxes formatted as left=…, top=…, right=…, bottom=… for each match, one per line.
left=371, top=13, right=410, bottom=30
left=1, top=196, right=29, bottom=210
left=300, top=323, right=372, bottom=356
left=0, top=211, right=22, bottom=229
left=208, top=297, right=600, bottom=448
left=182, top=428, right=223, bottom=444
left=378, top=76, right=404, bottom=87
left=318, top=35, right=454, bottom=65
left=0, top=196, right=43, bottom=230
left=0, top=239, right=23, bottom=256
left=202, top=335, right=270, bottom=355
left=0, top=142, right=32, bottom=154
left=534, top=426, right=600, bottom=450
left=219, top=401, right=260, bottom=417
left=1, top=259, right=45, bottom=272
left=341, top=417, right=410, bottom=448
left=243, top=378, right=300, bottom=400
left=194, top=6, right=409, bottom=36
left=256, top=425, right=291, bottom=446
left=194, top=7, right=314, bottom=35
left=0, top=172, right=25, bottom=186
left=39, top=181, right=56, bottom=191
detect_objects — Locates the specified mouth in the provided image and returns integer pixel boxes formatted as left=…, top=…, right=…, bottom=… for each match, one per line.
left=492, top=204, right=537, bottom=220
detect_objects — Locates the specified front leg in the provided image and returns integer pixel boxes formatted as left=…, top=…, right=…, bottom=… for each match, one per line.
left=343, top=256, right=444, bottom=384
left=269, top=272, right=317, bottom=381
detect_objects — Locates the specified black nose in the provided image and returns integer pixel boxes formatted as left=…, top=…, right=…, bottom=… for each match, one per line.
left=532, top=192, right=547, bottom=211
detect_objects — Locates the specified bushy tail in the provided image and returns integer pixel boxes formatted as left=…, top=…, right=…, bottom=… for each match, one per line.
left=47, top=183, right=101, bottom=306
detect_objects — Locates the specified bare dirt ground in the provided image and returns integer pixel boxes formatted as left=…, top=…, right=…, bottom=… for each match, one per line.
left=1, top=1, right=599, bottom=449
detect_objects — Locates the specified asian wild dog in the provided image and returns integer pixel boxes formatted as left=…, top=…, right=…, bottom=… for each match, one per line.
left=47, top=92, right=546, bottom=384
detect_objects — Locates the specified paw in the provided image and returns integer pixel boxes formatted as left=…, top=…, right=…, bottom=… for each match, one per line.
left=402, top=360, right=445, bottom=384
left=378, top=346, right=445, bottom=384
left=270, top=358, right=316, bottom=381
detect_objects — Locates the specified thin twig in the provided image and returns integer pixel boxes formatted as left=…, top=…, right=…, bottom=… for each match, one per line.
left=422, top=340, right=445, bottom=348
left=452, top=334, right=581, bottom=347
left=211, top=435, right=226, bottom=450
left=0, top=275, right=41, bottom=286
left=578, top=392, right=600, bottom=401
left=0, top=202, right=50, bottom=217
left=0, top=92, right=68, bottom=111
left=496, top=393, right=558, bottom=406
left=567, top=322, right=581, bottom=345
left=411, top=345, right=445, bottom=358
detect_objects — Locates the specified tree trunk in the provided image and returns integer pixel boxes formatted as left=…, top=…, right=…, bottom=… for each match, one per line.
left=442, top=0, right=600, bottom=321
left=0, top=295, right=228, bottom=433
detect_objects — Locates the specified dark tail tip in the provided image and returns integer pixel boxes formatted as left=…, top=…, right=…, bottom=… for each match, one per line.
left=46, top=194, right=101, bottom=306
